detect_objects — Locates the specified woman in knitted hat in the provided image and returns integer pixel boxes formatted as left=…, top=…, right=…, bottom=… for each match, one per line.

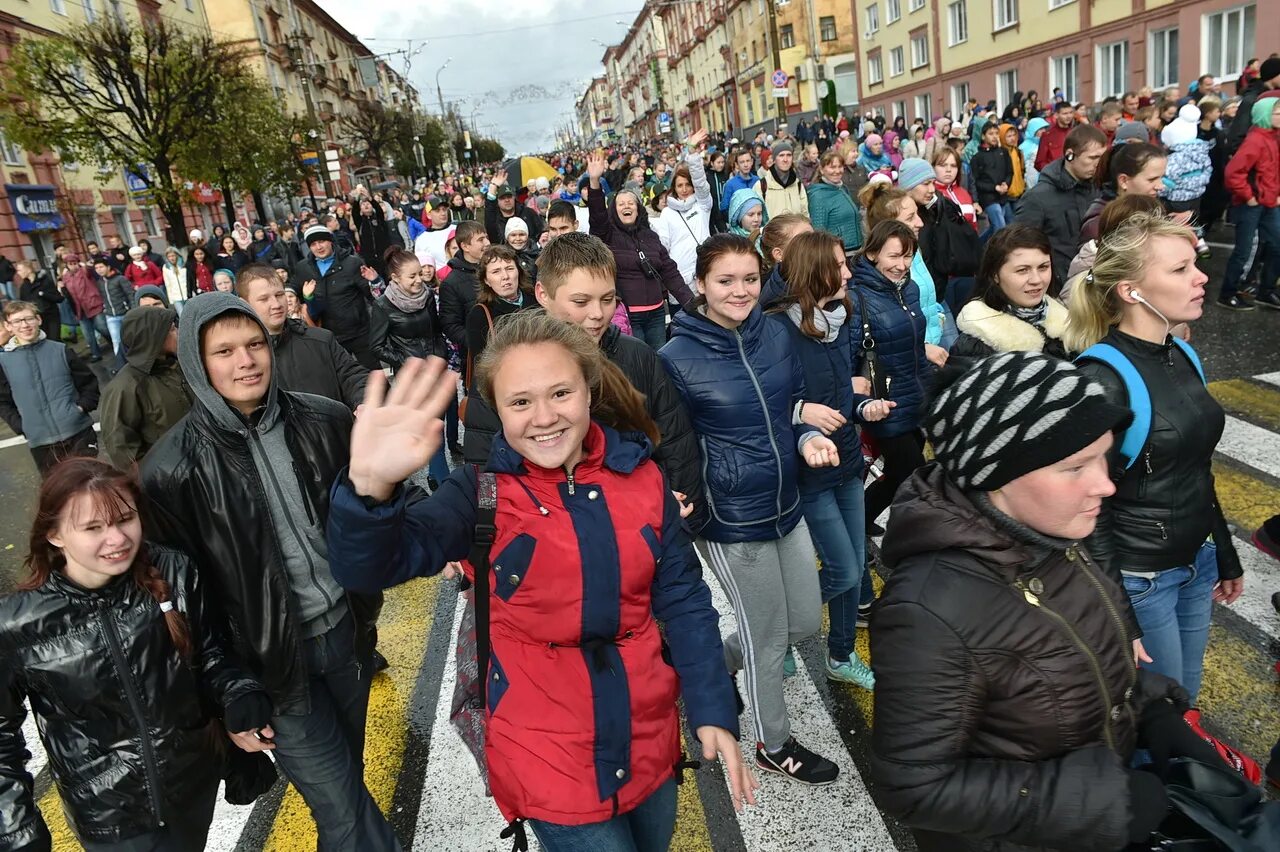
left=870, top=350, right=1215, bottom=852
left=1070, top=212, right=1244, bottom=704
left=856, top=134, right=894, bottom=175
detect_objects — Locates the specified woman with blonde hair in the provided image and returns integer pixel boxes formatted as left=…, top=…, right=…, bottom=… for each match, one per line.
left=1071, top=212, right=1243, bottom=702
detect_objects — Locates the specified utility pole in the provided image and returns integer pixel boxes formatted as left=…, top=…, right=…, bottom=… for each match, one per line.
left=765, top=0, right=786, bottom=134
left=436, top=58, right=454, bottom=174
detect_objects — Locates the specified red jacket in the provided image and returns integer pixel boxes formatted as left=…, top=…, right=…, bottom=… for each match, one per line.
left=1035, top=121, right=1072, bottom=172
left=1225, top=126, right=1280, bottom=207
left=62, top=267, right=103, bottom=319
left=326, top=423, right=738, bottom=826
left=124, top=258, right=163, bottom=289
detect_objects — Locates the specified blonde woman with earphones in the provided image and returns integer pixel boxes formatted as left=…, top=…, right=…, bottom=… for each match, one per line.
left=1068, top=212, right=1243, bottom=704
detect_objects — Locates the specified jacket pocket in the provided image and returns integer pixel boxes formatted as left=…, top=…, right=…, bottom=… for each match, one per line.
left=639, top=524, right=662, bottom=564
left=486, top=651, right=509, bottom=716
left=492, top=533, right=536, bottom=602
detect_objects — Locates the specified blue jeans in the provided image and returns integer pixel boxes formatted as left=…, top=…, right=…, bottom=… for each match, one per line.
left=105, top=314, right=124, bottom=354
left=79, top=314, right=108, bottom=359
left=269, top=612, right=401, bottom=851
left=528, top=777, right=677, bottom=852
left=0, top=281, right=15, bottom=300
left=801, top=478, right=867, bottom=660
left=629, top=308, right=668, bottom=350
left=1122, top=541, right=1218, bottom=704
left=1221, top=204, right=1280, bottom=299
left=980, top=201, right=1012, bottom=241
left=58, top=300, right=78, bottom=339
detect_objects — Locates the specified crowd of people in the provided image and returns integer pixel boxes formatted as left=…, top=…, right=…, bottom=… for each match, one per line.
left=0, top=55, right=1277, bottom=852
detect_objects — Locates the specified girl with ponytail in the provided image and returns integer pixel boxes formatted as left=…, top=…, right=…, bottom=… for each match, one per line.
left=1, top=457, right=270, bottom=850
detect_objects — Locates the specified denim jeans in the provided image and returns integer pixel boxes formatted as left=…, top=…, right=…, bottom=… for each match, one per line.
left=980, top=201, right=1012, bottom=241
left=528, top=777, right=677, bottom=852
left=629, top=308, right=668, bottom=350
left=79, top=314, right=108, bottom=359
left=0, top=280, right=16, bottom=300
left=1221, top=204, right=1280, bottom=299
left=269, top=612, right=401, bottom=851
left=58, top=300, right=78, bottom=340
left=801, top=478, right=867, bottom=660
left=1123, top=541, right=1218, bottom=704
left=105, top=314, right=125, bottom=354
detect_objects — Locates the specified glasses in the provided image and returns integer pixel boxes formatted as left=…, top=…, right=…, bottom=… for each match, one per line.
left=7, top=317, right=39, bottom=326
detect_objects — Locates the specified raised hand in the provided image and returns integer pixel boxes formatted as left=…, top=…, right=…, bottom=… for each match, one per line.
left=685, top=128, right=709, bottom=151
left=360, top=265, right=379, bottom=282
left=302, top=279, right=317, bottom=298
left=492, top=169, right=508, bottom=188
left=586, top=152, right=608, bottom=185
left=348, top=357, right=459, bottom=501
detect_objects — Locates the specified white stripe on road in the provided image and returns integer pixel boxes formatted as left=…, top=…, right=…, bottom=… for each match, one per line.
left=0, top=422, right=100, bottom=451
left=21, top=710, right=45, bottom=779
left=1254, top=372, right=1280, bottom=390
left=1219, top=415, right=1280, bottom=482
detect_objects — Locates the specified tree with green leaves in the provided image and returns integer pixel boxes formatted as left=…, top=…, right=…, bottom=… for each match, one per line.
left=0, top=16, right=253, bottom=246
left=472, top=137, right=506, bottom=165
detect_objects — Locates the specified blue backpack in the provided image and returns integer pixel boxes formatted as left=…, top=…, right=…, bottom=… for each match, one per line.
left=1076, top=338, right=1206, bottom=469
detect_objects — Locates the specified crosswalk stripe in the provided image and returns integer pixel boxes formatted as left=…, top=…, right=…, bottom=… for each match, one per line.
left=1218, top=415, right=1280, bottom=482
left=1253, top=372, right=1280, bottom=389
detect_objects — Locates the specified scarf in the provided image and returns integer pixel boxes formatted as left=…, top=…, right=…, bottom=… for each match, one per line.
left=768, top=165, right=797, bottom=189
left=1010, top=299, right=1048, bottom=327
left=500, top=290, right=525, bottom=307
left=385, top=279, right=430, bottom=313
left=785, top=300, right=847, bottom=344
left=820, top=174, right=843, bottom=187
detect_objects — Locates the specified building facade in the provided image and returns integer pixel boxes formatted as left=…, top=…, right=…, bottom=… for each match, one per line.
left=856, top=0, right=1275, bottom=122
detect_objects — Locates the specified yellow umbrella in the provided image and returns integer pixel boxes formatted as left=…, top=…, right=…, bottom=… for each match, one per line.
left=502, top=156, right=560, bottom=187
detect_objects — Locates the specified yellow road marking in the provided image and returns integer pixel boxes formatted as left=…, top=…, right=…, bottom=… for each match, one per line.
left=42, top=783, right=78, bottom=851
left=1196, top=622, right=1280, bottom=763
left=1213, top=462, right=1280, bottom=531
left=672, top=731, right=712, bottom=852
left=263, top=577, right=439, bottom=850
left=1211, top=379, right=1280, bottom=431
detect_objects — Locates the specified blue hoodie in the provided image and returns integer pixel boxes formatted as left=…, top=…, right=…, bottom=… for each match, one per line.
left=720, top=170, right=761, bottom=212
left=726, top=188, right=768, bottom=237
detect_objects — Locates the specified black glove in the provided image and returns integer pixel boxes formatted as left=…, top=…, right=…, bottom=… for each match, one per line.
left=1139, top=699, right=1223, bottom=775
left=1127, top=768, right=1170, bottom=843
left=224, top=690, right=273, bottom=734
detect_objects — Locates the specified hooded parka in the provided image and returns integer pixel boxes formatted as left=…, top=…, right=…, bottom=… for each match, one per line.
left=98, top=307, right=189, bottom=468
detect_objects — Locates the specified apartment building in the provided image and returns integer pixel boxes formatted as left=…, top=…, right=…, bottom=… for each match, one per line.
left=0, top=0, right=216, bottom=268
left=857, top=0, right=1275, bottom=122
left=576, top=76, right=617, bottom=144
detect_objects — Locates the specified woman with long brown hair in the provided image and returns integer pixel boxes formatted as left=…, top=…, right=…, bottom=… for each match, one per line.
left=326, top=312, right=755, bottom=850
left=0, top=458, right=268, bottom=851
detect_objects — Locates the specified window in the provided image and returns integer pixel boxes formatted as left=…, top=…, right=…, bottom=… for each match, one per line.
left=1049, top=0, right=1074, bottom=7
left=112, top=209, right=131, bottom=243
left=887, top=0, right=901, bottom=24
left=1096, top=40, right=1129, bottom=99
left=143, top=207, right=162, bottom=238
left=911, top=32, right=929, bottom=68
left=747, top=94, right=755, bottom=124
left=865, top=4, right=880, bottom=35
left=1050, top=53, right=1078, bottom=104
left=184, top=0, right=194, bottom=9
left=890, top=47, right=904, bottom=76
left=993, top=0, right=1018, bottom=30
left=76, top=209, right=99, bottom=247
left=50, top=0, right=67, bottom=14
left=915, top=93, right=933, bottom=122
left=873, top=106, right=886, bottom=119
left=82, top=0, right=96, bottom=22
left=1150, top=28, right=1179, bottom=90
left=951, top=82, right=970, bottom=118
left=910, top=0, right=926, bottom=10
left=780, top=24, right=795, bottom=50
left=820, top=16, right=837, bottom=41
left=893, top=100, right=906, bottom=120
left=1203, top=4, right=1255, bottom=80
left=0, top=129, right=23, bottom=166
left=948, top=1, right=968, bottom=45
left=996, top=69, right=1018, bottom=113
left=868, top=54, right=884, bottom=85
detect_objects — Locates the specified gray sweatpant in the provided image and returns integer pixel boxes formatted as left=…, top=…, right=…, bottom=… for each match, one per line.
left=697, top=520, right=822, bottom=752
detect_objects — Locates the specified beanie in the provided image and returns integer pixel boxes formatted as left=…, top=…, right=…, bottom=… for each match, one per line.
left=504, top=216, right=529, bottom=237
left=1161, top=104, right=1200, bottom=148
left=926, top=352, right=1133, bottom=491
left=134, top=284, right=169, bottom=306
left=303, top=223, right=332, bottom=245
left=897, top=158, right=935, bottom=191
left=772, top=141, right=794, bottom=156
left=189, top=228, right=204, bottom=243
left=1113, top=121, right=1150, bottom=146
left=1260, top=57, right=1280, bottom=86
left=128, top=246, right=145, bottom=258
left=865, top=133, right=883, bottom=148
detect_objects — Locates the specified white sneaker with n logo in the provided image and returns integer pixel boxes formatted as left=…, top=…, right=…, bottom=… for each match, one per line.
left=755, top=737, right=839, bottom=786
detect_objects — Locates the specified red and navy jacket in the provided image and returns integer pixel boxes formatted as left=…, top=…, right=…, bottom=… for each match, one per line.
left=326, top=422, right=738, bottom=825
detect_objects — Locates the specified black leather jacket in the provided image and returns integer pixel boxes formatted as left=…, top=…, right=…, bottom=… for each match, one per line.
left=369, top=292, right=447, bottom=370
left=271, top=319, right=368, bottom=410
left=139, top=392, right=380, bottom=715
left=0, top=546, right=260, bottom=848
left=1076, top=329, right=1242, bottom=580
left=872, top=466, right=1187, bottom=851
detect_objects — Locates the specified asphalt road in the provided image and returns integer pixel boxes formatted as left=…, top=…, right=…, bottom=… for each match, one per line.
left=4, top=242, right=1280, bottom=851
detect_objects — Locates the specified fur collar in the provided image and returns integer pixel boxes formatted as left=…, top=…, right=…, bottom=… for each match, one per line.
left=956, top=298, right=1068, bottom=352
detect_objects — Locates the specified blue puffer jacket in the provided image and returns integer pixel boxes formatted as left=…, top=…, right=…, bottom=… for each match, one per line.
left=849, top=256, right=933, bottom=439
left=660, top=306, right=818, bottom=543
left=769, top=309, right=872, bottom=494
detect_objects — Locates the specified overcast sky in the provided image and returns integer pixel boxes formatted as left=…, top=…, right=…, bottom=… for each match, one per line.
left=316, top=0, right=643, bottom=153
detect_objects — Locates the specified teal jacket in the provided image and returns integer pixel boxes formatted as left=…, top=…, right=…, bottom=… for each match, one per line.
left=806, top=181, right=863, bottom=251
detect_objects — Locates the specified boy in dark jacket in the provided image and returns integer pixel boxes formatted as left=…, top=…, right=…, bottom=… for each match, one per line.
left=533, top=232, right=706, bottom=531
left=97, top=306, right=188, bottom=468
left=291, top=224, right=379, bottom=369
left=439, top=220, right=491, bottom=355
left=971, top=122, right=1014, bottom=238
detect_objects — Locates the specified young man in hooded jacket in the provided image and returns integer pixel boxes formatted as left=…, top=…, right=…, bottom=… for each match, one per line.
left=139, top=293, right=401, bottom=850
left=97, top=306, right=188, bottom=469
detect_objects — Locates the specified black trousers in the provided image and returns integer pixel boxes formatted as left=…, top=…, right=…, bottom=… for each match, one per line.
left=864, top=430, right=926, bottom=529
left=30, top=427, right=98, bottom=476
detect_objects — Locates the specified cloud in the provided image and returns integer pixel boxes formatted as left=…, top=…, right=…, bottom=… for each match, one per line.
left=315, top=0, right=641, bottom=153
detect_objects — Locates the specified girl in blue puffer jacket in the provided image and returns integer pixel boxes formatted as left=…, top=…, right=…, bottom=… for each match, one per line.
left=660, top=234, right=844, bottom=787
left=850, top=220, right=934, bottom=534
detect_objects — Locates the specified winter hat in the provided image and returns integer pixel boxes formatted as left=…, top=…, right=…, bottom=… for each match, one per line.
left=926, top=351, right=1132, bottom=491
left=897, top=158, right=935, bottom=191
left=128, top=246, right=145, bottom=258
left=1161, top=104, right=1200, bottom=148
left=189, top=228, right=204, bottom=243
left=504, top=217, right=529, bottom=237
left=495, top=184, right=515, bottom=197
left=534, top=176, right=550, bottom=191
left=303, top=224, right=333, bottom=245
left=865, top=133, right=883, bottom=148
left=134, top=284, right=170, bottom=307
left=1114, top=120, right=1151, bottom=146
left=867, top=172, right=894, bottom=188
left=772, top=141, right=794, bottom=156
left=1260, top=57, right=1280, bottom=85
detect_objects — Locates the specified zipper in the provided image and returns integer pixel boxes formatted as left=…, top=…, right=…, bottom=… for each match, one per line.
left=1012, top=577, right=1119, bottom=754
left=1137, top=448, right=1153, bottom=498
left=564, top=463, right=577, bottom=495
left=251, top=432, right=336, bottom=611
left=292, top=462, right=317, bottom=525
left=1073, top=547, right=1138, bottom=726
left=1155, top=521, right=1168, bottom=541
left=100, top=605, right=166, bottom=827
left=734, top=327, right=786, bottom=537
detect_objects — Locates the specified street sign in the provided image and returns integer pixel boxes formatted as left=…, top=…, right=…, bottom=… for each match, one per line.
left=772, top=88, right=790, bottom=98
left=771, top=69, right=789, bottom=88
left=659, top=111, right=670, bottom=124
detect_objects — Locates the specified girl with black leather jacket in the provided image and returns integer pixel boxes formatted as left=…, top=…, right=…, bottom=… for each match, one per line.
left=0, top=458, right=269, bottom=851
left=1069, top=212, right=1244, bottom=704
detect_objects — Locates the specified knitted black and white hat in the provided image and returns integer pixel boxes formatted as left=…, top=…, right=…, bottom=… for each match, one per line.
left=927, top=352, right=1132, bottom=491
